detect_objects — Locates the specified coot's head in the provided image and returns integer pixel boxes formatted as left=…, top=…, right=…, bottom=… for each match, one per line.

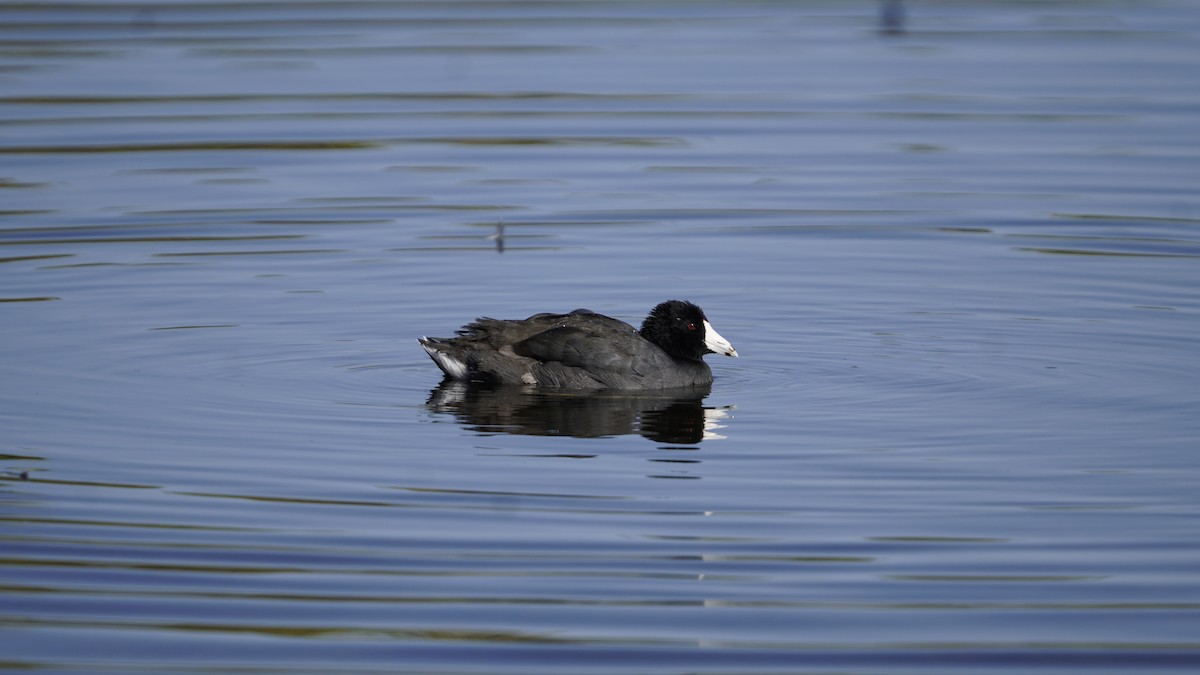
left=639, top=300, right=738, bottom=361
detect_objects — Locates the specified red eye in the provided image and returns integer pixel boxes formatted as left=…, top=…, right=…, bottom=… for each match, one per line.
left=686, top=322, right=697, bottom=331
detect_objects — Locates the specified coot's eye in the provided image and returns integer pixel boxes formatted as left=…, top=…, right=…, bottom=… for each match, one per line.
left=686, top=322, right=697, bottom=331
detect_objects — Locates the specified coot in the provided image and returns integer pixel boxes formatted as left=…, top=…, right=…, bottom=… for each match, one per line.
left=419, top=300, right=737, bottom=389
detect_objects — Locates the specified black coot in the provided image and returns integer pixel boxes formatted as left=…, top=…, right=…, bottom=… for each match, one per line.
left=419, top=300, right=737, bottom=389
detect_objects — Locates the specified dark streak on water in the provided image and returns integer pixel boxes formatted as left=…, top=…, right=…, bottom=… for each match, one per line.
left=2, top=1, right=1199, bottom=673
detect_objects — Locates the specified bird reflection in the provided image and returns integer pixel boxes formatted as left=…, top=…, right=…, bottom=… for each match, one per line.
left=425, top=381, right=731, bottom=444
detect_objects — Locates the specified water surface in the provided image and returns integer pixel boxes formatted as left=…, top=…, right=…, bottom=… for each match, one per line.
left=2, top=1, right=1199, bottom=673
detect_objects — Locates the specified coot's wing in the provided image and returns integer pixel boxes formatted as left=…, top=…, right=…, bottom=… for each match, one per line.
left=512, top=314, right=646, bottom=374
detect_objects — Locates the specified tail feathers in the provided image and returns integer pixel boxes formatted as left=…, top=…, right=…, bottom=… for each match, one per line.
left=419, top=337, right=469, bottom=380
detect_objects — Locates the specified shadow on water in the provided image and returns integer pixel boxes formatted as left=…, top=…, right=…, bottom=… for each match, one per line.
left=425, top=381, right=732, bottom=444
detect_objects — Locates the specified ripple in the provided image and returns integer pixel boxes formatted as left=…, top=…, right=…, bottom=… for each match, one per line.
left=192, top=44, right=592, bottom=58
left=407, top=136, right=688, bottom=147
left=0, top=253, right=72, bottom=264
left=0, top=295, right=60, bottom=302
left=147, top=324, right=239, bottom=331
left=1018, top=247, right=1200, bottom=258
left=0, top=140, right=381, bottom=154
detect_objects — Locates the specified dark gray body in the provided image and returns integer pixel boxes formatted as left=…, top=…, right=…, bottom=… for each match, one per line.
left=419, top=309, right=713, bottom=389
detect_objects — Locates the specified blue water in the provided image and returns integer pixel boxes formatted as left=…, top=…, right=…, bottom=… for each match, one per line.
left=2, top=1, right=1199, bottom=673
